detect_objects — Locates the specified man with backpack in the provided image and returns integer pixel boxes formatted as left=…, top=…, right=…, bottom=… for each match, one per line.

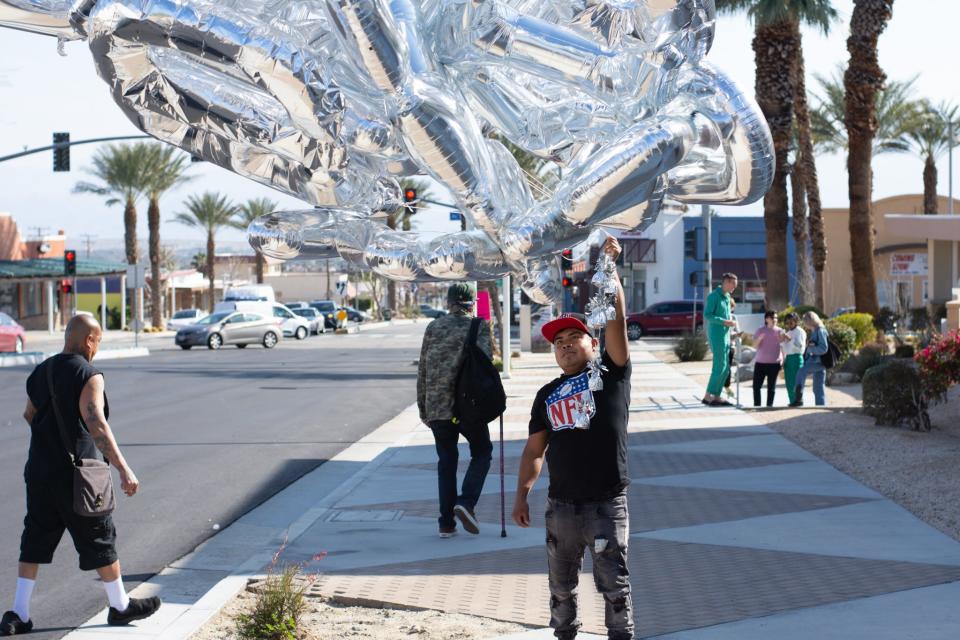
left=512, top=237, right=634, bottom=640
left=417, top=284, right=495, bottom=538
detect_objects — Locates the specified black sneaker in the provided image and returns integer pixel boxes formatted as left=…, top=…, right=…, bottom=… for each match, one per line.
left=107, top=597, right=161, bottom=626
left=0, top=611, right=32, bottom=636
left=454, top=504, right=480, bottom=535
left=439, top=525, right=457, bottom=538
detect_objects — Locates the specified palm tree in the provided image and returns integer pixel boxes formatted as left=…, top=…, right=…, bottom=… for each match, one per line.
left=144, top=145, right=192, bottom=327
left=716, top=0, right=836, bottom=310
left=74, top=143, right=154, bottom=265
left=900, top=101, right=958, bottom=215
left=233, top=198, right=278, bottom=284
left=173, top=193, right=240, bottom=312
left=811, top=71, right=916, bottom=154
left=788, top=8, right=838, bottom=309
left=843, top=0, right=897, bottom=315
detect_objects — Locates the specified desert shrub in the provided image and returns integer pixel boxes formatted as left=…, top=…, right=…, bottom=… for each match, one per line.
left=862, top=359, right=930, bottom=431
left=236, top=562, right=310, bottom=640
left=874, top=307, right=898, bottom=333
left=915, top=331, right=960, bottom=405
left=845, top=343, right=887, bottom=380
left=894, top=344, right=915, bottom=358
left=674, top=333, right=709, bottom=362
left=825, top=320, right=856, bottom=365
left=833, top=313, right=877, bottom=348
left=908, top=307, right=930, bottom=331
left=778, top=305, right=824, bottom=325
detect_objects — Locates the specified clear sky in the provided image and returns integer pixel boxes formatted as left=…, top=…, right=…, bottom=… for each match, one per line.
left=0, top=0, right=955, bottom=250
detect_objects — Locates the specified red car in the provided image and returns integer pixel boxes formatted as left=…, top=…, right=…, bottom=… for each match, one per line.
left=626, top=301, right=703, bottom=340
left=0, top=311, right=26, bottom=353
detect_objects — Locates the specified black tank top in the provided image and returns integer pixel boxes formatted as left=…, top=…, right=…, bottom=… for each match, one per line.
left=24, top=354, right=109, bottom=482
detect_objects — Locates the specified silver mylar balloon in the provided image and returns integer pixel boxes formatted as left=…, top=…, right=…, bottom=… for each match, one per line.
left=2, top=0, right=772, bottom=305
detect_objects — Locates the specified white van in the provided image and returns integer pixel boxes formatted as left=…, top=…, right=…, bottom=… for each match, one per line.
left=223, top=285, right=275, bottom=303
left=213, top=300, right=311, bottom=340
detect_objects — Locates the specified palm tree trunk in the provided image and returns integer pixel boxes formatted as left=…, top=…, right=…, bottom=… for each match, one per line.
left=753, top=19, right=799, bottom=310
left=844, top=0, right=894, bottom=316
left=480, top=281, right=502, bottom=358
left=790, top=26, right=828, bottom=311
left=148, top=196, right=163, bottom=327
left=387, top=212, right=397, bottom=313
left=207, top=232, right=216, bottom=313
left=790, top=163, right=813, bottom=305
left=256, top=253, right=265, bottom=283
left=124, top=195, right=138, bottom=265
left=923, top=154, right=938, bottom=215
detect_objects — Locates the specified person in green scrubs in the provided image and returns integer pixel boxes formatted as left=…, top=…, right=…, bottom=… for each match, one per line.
left=702, top=273, right=739, bottom=406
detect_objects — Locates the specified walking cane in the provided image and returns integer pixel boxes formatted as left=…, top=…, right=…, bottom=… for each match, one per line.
left=500, top=414, right=506, bottom=537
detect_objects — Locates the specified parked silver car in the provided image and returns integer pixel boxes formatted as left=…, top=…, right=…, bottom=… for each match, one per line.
left=292, top=307, right=326, bottom=334
left=175, top=312, right=282, bottom=350
left=271, top=304, right=312, bottom=340
left=166, top=308, right=207, bottom=331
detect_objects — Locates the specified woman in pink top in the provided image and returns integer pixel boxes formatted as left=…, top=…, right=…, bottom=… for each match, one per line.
left=752, top=310, right=784, bottom=407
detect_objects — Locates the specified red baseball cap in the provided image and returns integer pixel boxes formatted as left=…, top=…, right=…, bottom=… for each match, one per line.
left=541, top=314, right=593, bottom=343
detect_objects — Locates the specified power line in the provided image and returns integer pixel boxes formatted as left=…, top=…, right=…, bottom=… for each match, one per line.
left=81, top=234, right=97, bottom=258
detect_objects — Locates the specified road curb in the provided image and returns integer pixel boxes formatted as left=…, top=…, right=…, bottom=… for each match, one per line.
left=0, top=347, right=150, bottom=368
left=63, top=403, right=426, bottom=640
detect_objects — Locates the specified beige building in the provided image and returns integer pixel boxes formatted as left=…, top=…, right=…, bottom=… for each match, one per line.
left=823, top=194, right=960, bottom=315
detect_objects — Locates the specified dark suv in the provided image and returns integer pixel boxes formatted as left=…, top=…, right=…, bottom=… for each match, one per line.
left=626, top=300, right=703, bottom=340
left=309, top=300, right=339, bottom=329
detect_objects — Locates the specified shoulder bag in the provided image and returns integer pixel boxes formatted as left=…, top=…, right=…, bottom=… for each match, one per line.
left=46, top=361, right=116, bottom=517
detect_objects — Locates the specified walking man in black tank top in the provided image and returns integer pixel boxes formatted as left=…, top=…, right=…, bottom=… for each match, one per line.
left=1, top=315, right=160, bottom=636
left=512, top=237, right=634, bottom=640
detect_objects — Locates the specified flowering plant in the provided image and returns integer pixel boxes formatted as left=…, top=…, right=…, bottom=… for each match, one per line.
left=915, top=331, right=960, bottom=403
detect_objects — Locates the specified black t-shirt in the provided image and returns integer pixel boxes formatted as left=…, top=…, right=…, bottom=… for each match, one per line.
left=24, top=354, right=108, bottom=482
left=529, top=351, right=631, bottom=502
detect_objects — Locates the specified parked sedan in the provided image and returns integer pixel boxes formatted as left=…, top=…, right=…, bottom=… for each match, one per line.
left=175, top=312, right=282, bottom=350
left=309, top=300, right=339, bottom=329
left=0, top=312, right=26, bottom=353
left=293, top=307, right=325, bottom=334
left=419, top=304, right=447, bottom=319
left=271, top=304, right=312, bottom=340
left=342, top=306, right=370, bottom=322
left=626, top=301, right=703, bottom=340
left=166, top=308, right=207, bottom=331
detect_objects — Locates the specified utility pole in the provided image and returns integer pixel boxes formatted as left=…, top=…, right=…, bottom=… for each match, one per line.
left=701, top=204, right=712, bottom=298
left=950, top=120, right=955, bottom=216
left=81, top=234, right=97, bottom=258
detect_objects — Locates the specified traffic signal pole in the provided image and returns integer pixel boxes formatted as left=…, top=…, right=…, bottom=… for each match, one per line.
left=0, top=134, right=152, bottom=165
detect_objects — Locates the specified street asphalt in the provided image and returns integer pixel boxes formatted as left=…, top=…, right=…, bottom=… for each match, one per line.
left=0, top=322, right=428, bottom=639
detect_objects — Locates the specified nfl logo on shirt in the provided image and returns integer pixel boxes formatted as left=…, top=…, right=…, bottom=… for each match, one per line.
left=546, top=372, right=595, bottom=431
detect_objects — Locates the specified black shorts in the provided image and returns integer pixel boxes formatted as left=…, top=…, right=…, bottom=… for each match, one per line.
left=19, top=479, right=118, bottom=571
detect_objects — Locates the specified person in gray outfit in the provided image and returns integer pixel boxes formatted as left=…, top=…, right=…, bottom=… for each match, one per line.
left=417, top=284, right=493, bottom=538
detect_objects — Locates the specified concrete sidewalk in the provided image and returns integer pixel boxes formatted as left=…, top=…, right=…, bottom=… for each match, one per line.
left=65, top=341, right=960, bottom=639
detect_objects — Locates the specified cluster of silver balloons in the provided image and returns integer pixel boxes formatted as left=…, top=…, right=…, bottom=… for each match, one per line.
left=1, top=0, right=773, bottom=303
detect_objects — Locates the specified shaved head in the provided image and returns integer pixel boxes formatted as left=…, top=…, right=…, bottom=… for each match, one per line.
left=65, top=314, right=102, bottom=359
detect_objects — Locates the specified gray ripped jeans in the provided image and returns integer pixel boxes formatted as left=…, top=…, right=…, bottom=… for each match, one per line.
left=545, top=493, right=633, bottom=640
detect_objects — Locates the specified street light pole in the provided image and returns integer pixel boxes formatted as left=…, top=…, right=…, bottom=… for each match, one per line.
left=949, top=120, right=954, bottom=216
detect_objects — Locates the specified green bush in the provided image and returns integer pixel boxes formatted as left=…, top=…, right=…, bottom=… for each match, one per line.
left=235, top=563, right=310, bottom=640
left=874, top=307, right=898, bottom=333
left=908, top=307, right=930, bottom=331
left=845, top=343, right=887, bottom=380
left=833, top=313, right=877, bottom=348
left=674, top=333, right=709, bottom=362
left=895, top=344, right=916, bottom=358
left=825, top=320, right=856, bottom=365
left=778, top=305, right=825, bottom=325
left=862, top=359, right=930, bottom=430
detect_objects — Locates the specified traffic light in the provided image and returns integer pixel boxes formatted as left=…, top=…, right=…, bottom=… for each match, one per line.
left=53, top=132, right=70, bottom=172
left=684, top=229, right=696, bottom=259
left=60, top=279, right=73, bottom=294
left=403, top=187, right=417, bottom=204
left=64, top=249, right=77, bottom=276
left=561, top=276, right=573, bottom=288
left=560, top=248, right=573, bottom=262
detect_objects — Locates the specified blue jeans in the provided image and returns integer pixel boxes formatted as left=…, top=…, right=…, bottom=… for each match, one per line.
left=428, top=420, right=492, bottom=528
left=796, top=359, right=827, bottom=406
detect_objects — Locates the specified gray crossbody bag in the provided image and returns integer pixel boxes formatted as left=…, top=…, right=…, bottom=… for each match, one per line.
left=45, top=362, right=116, bottom=517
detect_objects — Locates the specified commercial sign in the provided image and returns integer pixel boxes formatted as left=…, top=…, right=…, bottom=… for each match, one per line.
left=890, top=253, right=927, bottom=277
left=744, top=284, right=765, bottom=301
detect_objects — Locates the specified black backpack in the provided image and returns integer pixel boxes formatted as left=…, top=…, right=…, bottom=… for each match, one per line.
left=819, top=336, right=843, bottom=369
left=454, top=318, right=506, bottom=424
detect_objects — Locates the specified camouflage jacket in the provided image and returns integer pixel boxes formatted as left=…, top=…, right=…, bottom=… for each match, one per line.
left=417, top=309, right=494, bottom=423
